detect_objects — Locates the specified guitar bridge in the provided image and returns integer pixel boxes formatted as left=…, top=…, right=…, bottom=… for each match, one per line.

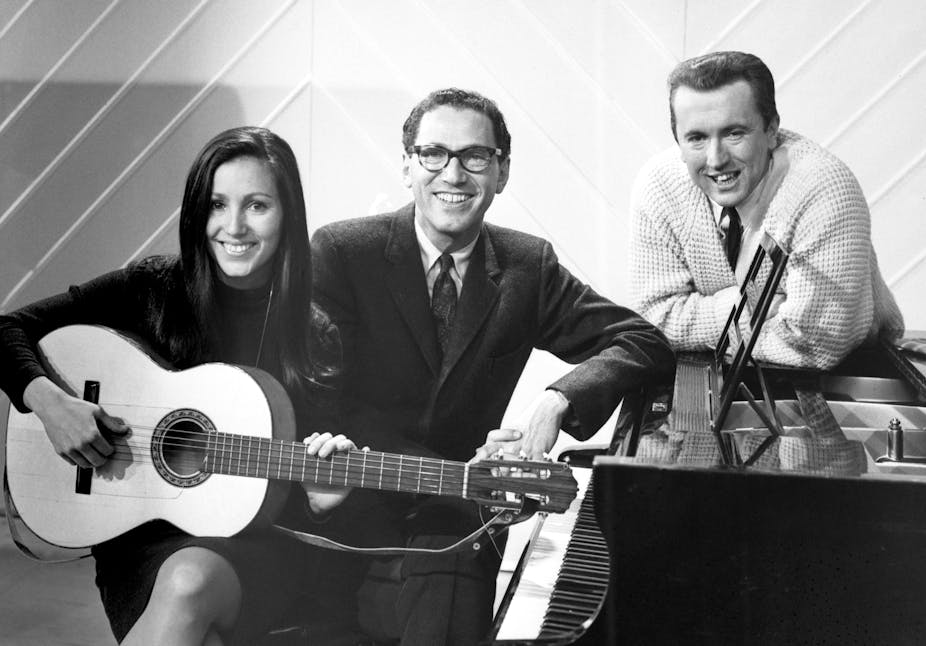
left=75, top=380, right=100, bottom=495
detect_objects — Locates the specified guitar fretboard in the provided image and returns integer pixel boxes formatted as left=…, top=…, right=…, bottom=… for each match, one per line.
left=204, top=433, right=467, bottom=497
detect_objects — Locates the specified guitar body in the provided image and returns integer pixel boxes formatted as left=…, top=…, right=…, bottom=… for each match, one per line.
left=4, top=325, right=295, bottom=548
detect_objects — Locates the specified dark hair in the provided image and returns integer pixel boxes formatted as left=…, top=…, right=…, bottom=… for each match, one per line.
left=667, top=51, right=779, bottom=141
left=162, top=126, right=315, bottom=392
left=402, top=88, right=512, bottom=159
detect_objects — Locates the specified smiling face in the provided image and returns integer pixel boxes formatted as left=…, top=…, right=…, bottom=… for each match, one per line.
left=403, top=106, right=510, bottom=252
left=206, top=156, right=283, bottom=289
left=673, top=80, right=779, bottom=208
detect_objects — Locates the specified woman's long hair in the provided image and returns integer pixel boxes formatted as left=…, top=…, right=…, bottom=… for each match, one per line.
left=157, top=126, right=318, bottom=393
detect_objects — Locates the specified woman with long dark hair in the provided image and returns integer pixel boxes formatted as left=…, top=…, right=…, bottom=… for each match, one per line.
left=0, top=126, right=349, bottom=644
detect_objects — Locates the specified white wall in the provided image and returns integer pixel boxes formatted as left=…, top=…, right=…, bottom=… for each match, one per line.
left=1, top=0, right=922, bottom=326
left=0, top=0, right=923, bottom=362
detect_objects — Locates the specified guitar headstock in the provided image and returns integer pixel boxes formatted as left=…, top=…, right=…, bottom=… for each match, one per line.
left=465, top=458, right=578, bottom=513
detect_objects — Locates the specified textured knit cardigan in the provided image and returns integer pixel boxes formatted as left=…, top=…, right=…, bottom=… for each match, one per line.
left=630, top=129, right=904, bottom=370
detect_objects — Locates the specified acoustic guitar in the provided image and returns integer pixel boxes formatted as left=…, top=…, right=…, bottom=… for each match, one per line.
left=4, top=325, right=577, bottom=549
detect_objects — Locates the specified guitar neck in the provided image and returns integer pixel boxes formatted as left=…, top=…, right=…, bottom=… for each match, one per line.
left=204, top=433, right=468, bottom=499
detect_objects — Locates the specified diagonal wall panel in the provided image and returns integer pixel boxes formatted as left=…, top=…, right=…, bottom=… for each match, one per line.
left=1, top=0, right=924, bottom=328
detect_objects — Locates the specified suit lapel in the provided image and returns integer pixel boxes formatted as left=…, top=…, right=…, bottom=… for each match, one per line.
left=384, top=207, right=442, bottom=375
left=440, top=228, right=501, bottom=376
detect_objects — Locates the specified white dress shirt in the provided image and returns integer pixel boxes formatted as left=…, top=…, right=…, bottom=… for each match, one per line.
left=414, top=219, right=478, bottom=301
left=710, top=156, right=784, bottom=282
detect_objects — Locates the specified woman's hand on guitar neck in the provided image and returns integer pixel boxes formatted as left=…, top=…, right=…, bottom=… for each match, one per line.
left=23, top=376, right=130, bottom=468
left=300, top=432, right=359, bottom=517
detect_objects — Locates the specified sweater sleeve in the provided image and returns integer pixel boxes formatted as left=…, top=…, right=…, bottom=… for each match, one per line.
left=0, top=265, right=156, bottom=412
left=629, top=161, right=740, bottom=351
left=535, top=241, right=676, bottom=440
left=753, top=156, right=875, bottom=369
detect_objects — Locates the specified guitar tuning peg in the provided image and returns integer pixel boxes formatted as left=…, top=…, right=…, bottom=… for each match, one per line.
left=494, top=448, right=505, bottom=460
left=518, top=449, right=528, bottom=460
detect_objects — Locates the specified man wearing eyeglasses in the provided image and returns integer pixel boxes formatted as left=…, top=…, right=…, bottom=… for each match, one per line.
left=308, top=88, right=673, bottom=645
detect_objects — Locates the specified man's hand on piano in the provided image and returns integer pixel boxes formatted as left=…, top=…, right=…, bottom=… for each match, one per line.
left=470, top=389, right=568, bottom=462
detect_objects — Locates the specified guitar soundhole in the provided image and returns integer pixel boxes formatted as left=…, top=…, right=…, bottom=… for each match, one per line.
left=152, top=409, right=214, bottom=487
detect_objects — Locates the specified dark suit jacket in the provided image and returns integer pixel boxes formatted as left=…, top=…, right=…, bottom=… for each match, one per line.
left=311, top=204, right=674, bottom=463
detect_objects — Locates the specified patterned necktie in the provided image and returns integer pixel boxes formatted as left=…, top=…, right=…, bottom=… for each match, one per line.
left=721, top=206, right=742, bottom=269
left=431, top=253, right=457, bottom=358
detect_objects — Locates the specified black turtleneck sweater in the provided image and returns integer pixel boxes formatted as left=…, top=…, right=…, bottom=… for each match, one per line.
left=0, top=255, right=328, bottom=421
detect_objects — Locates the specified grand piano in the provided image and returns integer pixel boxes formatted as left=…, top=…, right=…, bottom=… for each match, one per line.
left=489, top=233, right=926, bottom=644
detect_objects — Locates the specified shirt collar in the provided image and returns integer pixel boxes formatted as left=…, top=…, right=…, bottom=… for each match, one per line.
left=414, top=218, right=479, bottom=279
left=710, top=155, right=776, bottom=230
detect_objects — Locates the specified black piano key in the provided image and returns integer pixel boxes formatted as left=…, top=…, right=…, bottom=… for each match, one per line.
left=537, top=475, right=610, bottom=639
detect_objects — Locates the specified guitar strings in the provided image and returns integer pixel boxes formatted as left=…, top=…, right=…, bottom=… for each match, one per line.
left=80, top=420, right=544, bottom=470
left=16, top=425, right=559, bottom=498
left=105, top=424, right=471, bottom=471
left=40, top=423, right=478, bottom=489
left=61, top=449, right=473, bottom=495
left=82, top=402, right=558, bottom=472
left=108, top=437, right=542, bottom=492
left=16, top=404, right=560, bottom=497
left=11, top=435, right=564, bottom=506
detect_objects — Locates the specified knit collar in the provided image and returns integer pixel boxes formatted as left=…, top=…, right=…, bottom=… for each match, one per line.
left=710, top=145, right=790, bottom=231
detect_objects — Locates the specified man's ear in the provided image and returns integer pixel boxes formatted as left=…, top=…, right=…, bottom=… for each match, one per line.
left=495, top=156, right=511, bottom=194
left=765, top=116, right=781, bottom=149
left=402, top=153, right=413, bottom=188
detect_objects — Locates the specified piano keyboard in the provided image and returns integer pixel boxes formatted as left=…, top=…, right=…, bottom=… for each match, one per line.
left=490, top=467, right=608, bottom=643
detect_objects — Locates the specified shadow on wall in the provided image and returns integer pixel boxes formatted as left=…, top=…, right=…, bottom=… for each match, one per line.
left=0, top=81, right=247, bottom=312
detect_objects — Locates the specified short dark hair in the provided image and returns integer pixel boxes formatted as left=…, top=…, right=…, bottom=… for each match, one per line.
left=667, top=51, right=779, bottom=141
left=402, top=88, right=511, bottom=159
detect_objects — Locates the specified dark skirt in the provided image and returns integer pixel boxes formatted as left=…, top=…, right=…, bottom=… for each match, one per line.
left=91, top=520, right=307, bottom=644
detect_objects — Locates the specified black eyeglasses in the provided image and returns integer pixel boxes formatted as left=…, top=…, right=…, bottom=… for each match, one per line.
left=407, top=145, right=503, bottom=173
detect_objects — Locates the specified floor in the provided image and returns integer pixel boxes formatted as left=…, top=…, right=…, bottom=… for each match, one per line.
left=0, top=508, right=530, bottom=646
left=0, top=517, right=115, bottom=646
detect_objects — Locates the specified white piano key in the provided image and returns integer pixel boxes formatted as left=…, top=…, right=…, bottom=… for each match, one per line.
left=494, top=468, right=592, bottom=641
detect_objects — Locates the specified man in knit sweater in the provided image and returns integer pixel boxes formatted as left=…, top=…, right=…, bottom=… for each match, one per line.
left=630, top=51, right=903, bottom=371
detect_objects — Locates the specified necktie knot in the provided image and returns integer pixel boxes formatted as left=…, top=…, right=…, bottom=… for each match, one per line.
left=437, top=253, right=454, bottom=276
left=721, top=206, right=742, bottom=270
